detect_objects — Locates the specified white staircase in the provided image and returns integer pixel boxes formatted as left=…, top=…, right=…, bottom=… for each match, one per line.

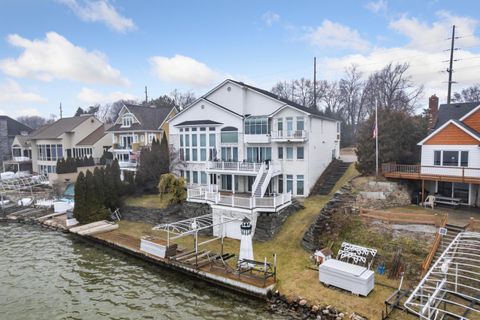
left=253, top=171, right=268, bottom=197
left=251, top=162, right=281, bottom=198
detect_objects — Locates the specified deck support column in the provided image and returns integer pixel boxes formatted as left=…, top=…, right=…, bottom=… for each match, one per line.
left=421, top=179, right=425, bottom=204
left=232, top=174, right=235, bottom=194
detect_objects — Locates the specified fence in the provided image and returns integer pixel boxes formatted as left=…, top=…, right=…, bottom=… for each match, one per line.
left=359, top=208, right=446, bottom=226
left=420, top=214, right=448, bottom=277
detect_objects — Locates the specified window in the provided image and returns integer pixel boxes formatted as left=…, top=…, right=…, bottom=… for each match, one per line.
left=36, top=144, right=63, bottom=161
left=122, top=114, right=133, bottom=127
left=434, top=150, right=441, bottom=165
left=192, top=171, right=198, bottom=184
left=200, top=172, right=207, bottom=185
left=247, top=147, right=271, bottom=162
left=200, top=148, right=207, bottom=161
left=192, top=134, right=197, bottom=147
left=286, top=175, right=293, bottom=193
left=286, top=147, right=293, bottom=160
left=278, top=147, right=283, bottom=159
left=192, top=149, right=198, bottom=161
left=185, top=171, right=190, bottom=183
left=179, top=148, right=184, bottom=161
left=220, top=127, right=238, bottom=143
left=209, top=133, right=216, bottom=147
left=185, top=135, right=190, bottom=147
left=148, top=133, right=156, bottom=144
left=442, top=151, right=459, bottom=166
left=297, top=147, right=304, bottom=160
left=297, top=175, right=304, bottom=195
left=277, top=118, right=283, bottom=132
left=278, top=175, right=284, bottom=193
left=180, top=135, right=184, bottom=147
left=245, top=116, right=269, bottom=134
left=286, top=117, right=293, bottom=133
left=461, top=151, right=469, bottom=166
left=185, top=148, right=190, bottom=161
left=200, top=134, right=206, bottom=147
left=296, top=117, right=304, bottom=131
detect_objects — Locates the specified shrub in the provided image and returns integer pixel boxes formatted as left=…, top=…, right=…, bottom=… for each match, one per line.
left=158, top=173, right=186, bottom=204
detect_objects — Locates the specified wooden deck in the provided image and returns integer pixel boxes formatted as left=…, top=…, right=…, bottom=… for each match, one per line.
left=382, top=163, right=480, bottom=184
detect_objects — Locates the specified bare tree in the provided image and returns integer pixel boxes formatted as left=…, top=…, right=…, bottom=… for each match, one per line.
left=452, top=84, right=480, bottom=102
left=169, top=89, right=196, bottom=110
left=339, top=65, right=366, bottom=136
left=16, top=115, right=53, bottom=129
left=271, top=80, right=296, bottom=102
left=320, top=80, right=342, bottom=115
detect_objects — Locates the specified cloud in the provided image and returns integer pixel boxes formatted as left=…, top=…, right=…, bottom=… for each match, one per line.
left=304, top=20, right=370, bottom=52
left=0, top=79, right=46, bottom=117
left=365, top=0, right=387, bottom=14
left=57, top=0, right=135, bottom=32
left=0, top=32, right=129, bottom=86
left=150, top=54, right=224, bottom=87
left=77, top=87, right=137, bottom=104
left=319, top=11, right=480, bottom=103
left=262, top=11, right=280, bottom=27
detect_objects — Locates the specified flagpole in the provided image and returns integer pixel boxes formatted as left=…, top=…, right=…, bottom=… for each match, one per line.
left=375, top=99, right=379, bottom=180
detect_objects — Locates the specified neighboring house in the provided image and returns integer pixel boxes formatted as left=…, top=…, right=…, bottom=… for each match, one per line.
left=4, top=133, right=33, bottom=172
left=107, top=103, right=177, bottom=172
left=0, top=116, right=32, bottom=167
left=28, top=115, right=108, bottom=175
left=383, top=95, right=480, bottom=206
left=168, top=79, right=340, bottom=238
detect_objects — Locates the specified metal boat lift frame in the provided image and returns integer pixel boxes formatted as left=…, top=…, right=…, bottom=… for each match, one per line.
left=404, top=231, right=480, bottom=319
left=153, top=214, right=240, bottom=256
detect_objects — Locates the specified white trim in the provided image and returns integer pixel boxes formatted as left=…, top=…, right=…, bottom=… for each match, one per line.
left=268, top=104, right=308, bottom=117
left=157, top=108, right=177, bottom=130
left=115, top=104, right=141, bottom=125
left=459, top=104, right=480, bottom=121
left=417, top=119, right=480, bottom=145
left=168, top=98, right=243, bottom=122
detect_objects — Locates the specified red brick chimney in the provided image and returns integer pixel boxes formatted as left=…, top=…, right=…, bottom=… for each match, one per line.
left=428, top=94, right=439, bottom=131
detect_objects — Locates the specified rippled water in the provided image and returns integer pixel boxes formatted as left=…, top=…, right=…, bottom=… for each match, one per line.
left=0, top=223, right=283, bottom=320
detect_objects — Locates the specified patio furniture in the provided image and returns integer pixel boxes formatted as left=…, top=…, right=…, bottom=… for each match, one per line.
left=434, top=195, right=461, bottom=209
left=423, top=195, right=435, bottom=209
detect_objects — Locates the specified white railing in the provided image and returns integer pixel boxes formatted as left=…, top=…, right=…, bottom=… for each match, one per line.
left=206, top=161, right=263, bottom=172
left=251, top=162, right=266, bottom=196
left=12, top=156, right=31, bottom=162
left=187, top=188, right=292, bottom=212
left=271, top=130, right=307, bottom=140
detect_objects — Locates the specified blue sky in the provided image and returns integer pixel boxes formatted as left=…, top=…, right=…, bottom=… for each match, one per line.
left=1, top=0, right=480, bottom=118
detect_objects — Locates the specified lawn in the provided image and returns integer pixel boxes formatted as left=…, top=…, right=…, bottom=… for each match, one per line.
left=115, top=164, right=418, bottom=319
left=123, top=194, right=171, bottom=209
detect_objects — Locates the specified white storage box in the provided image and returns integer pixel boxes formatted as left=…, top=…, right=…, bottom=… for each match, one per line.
left=140, top=237, right=177, bottom=258
left=319, top=259, right=374, bottom=296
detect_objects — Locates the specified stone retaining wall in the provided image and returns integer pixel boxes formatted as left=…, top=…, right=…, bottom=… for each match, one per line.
left=121, top=202, right=212, bottom=226
left=254, top=199, right=304, bottom=242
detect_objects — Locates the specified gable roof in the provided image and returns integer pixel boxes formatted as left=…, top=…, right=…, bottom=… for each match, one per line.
left=418, top=119, right=480, bottom=145
left=0, top=116, right=32, bottom=137
left=76, top=124, right=112, bottom=146
left=175, top=120, right=222, bottom=126
left=433, top=102, right=480, bottom=129
left=12, top=135, right=31, bottom=147
left=227, top=79, right=337, bottom=121
left=29, top=115, right=94, bottom=140
left=108, top=103, right=175, bottom=132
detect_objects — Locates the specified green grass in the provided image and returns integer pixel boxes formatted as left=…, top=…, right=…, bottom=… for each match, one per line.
left=123, top=194, right=172, bottom=209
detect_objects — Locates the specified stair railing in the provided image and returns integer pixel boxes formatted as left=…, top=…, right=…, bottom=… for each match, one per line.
left=260, top=164, right=275, bottom=198
left=420, top=214, right=448, bottom=277
left=251, top=162, right=265, bottom=196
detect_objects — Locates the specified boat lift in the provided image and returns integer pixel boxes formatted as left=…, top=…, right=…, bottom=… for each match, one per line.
left=0, top=174, right=50, bottom=212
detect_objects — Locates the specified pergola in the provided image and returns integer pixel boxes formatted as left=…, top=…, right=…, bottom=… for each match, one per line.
left=404, top=232, right=480, bottom=319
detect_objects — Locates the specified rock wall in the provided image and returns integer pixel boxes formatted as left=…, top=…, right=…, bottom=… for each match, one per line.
left=121, top=202, right=211, bottom=226
left=302, top=184, right=356, bottom=252
left=254, top=199, right=304, bottom=242
left=355, top=180, right=411, bottom=209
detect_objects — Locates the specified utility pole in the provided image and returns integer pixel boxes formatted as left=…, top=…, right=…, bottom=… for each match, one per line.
left=59, top=102, right=63, bottom=119
left=313, top=57, right=317, bottom=109
left=145, top=86, right=148, bottom=104
left=447, top=25, right=457, bottom=104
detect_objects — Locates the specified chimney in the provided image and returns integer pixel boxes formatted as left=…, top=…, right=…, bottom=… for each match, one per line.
left=428, top=94, right=439, bottom=131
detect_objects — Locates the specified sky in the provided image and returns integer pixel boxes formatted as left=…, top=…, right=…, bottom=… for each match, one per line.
left=1, top=0, right=480, bottom=118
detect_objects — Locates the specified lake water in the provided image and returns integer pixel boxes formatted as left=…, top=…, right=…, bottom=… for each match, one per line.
left=0, top=223, right=283, bottom=320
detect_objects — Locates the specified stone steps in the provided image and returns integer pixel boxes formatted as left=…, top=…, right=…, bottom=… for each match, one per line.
left=310, top=160, right=351, bottom=196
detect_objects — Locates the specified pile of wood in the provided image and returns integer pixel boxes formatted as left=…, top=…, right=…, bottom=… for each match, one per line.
left=70, top=220, right=118, bottom=235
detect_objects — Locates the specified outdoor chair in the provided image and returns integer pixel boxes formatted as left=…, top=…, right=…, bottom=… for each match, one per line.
left=423, top=195, right=435, bottom=209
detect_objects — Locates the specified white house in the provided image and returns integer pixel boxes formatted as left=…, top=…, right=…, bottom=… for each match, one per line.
left=168, top=79, right=340, bottom=238
left=383, top=96, right=480, bottom=206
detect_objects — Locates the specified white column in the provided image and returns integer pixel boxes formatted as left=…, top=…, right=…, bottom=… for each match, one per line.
left=232, top=174, right=235, bottom=194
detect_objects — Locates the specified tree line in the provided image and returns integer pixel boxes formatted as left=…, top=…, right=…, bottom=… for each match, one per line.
left=56, top=156, right=96, bottom=174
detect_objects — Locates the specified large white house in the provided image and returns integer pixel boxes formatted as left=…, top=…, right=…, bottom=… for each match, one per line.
left=168, top=80, right=340, bottom=236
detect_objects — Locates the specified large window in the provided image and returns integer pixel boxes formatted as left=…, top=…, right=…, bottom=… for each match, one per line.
left=73, top=147, right=92, bottom=158
left=37, top=144, right=63, bottom=161
left=438, top=150, right=469, bottom=167
left=247, top=147, right=271, bottom=162
left=220, top=127, right=238, bottom=143
left=278, top=147, right=283, bottom=160
left=297, top=147, right=304, bottom=160
left=286, top=147, right=293, bottom=160
left=296, top=117, right=305, bottom=131
left=297, top=175, right=304, bottom=195
left=245, top=116, right=269, bottom=134
left=221, top=147, right=238, bottom=161
left=286, top=175, right=293, bottom=193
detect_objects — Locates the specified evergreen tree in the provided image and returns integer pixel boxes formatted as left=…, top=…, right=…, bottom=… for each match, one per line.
left=73, top=172, right=87, bottom=223
left=159, top=131, right=170, bottom=175
left=93, top=167, right=105, bottom=206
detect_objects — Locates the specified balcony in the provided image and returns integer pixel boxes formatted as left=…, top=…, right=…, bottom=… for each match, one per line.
left=206, top=161, right=263, bottom=174
left=382, top=163, right=480, bottom=184
left=244, top=134, right=271, bottom=144
left=187, top=186, right=292, bottom=213
left=271, top=130, right=307, bottom=142
left=113, top=143, right=132, bottom=151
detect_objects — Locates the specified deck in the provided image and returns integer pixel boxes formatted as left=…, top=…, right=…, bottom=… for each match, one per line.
left=382, top=163, right=480, bottom=184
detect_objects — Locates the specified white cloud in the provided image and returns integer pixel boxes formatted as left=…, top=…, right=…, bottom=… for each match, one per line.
left=365, top=0, right=387, bottom=14
left=304, top=20, right=370, bottom=52
left=77, top=87, right=137, bottom=104
left=0, top=79, right=46, bottom=117
left=150, top=54, right=224, bottom=87
left=262, top=11, right=280, bottom=27
left=319, top=12, right=480, bottom=103
left=57, top=0, right=135, bottom=33
left=0, top=32, right=129, bottom=86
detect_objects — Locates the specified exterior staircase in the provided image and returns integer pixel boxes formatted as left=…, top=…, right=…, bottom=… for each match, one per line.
left=253, top=170, right=268, bottom=197
left=311, top=160, right=352, bottom=195
left=432, top=224, right=465, bottom=263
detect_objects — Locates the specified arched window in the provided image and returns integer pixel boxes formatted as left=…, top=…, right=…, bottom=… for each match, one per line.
left=122, top=113, right=134, bottom=127
left=220, top=126, right=238, bottom=143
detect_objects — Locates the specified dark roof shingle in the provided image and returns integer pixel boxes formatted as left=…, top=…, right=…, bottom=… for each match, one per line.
left=108, top=103, right=174, bottom=132
left=0, top=116, right=32, bottom=137
left=76, top=124, right=112, bottom=146
left=434, top=102, right=480, bottom=129
left=175, top=120, right=222, bottom=126
left=29, top=116, right=92, bottom=140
